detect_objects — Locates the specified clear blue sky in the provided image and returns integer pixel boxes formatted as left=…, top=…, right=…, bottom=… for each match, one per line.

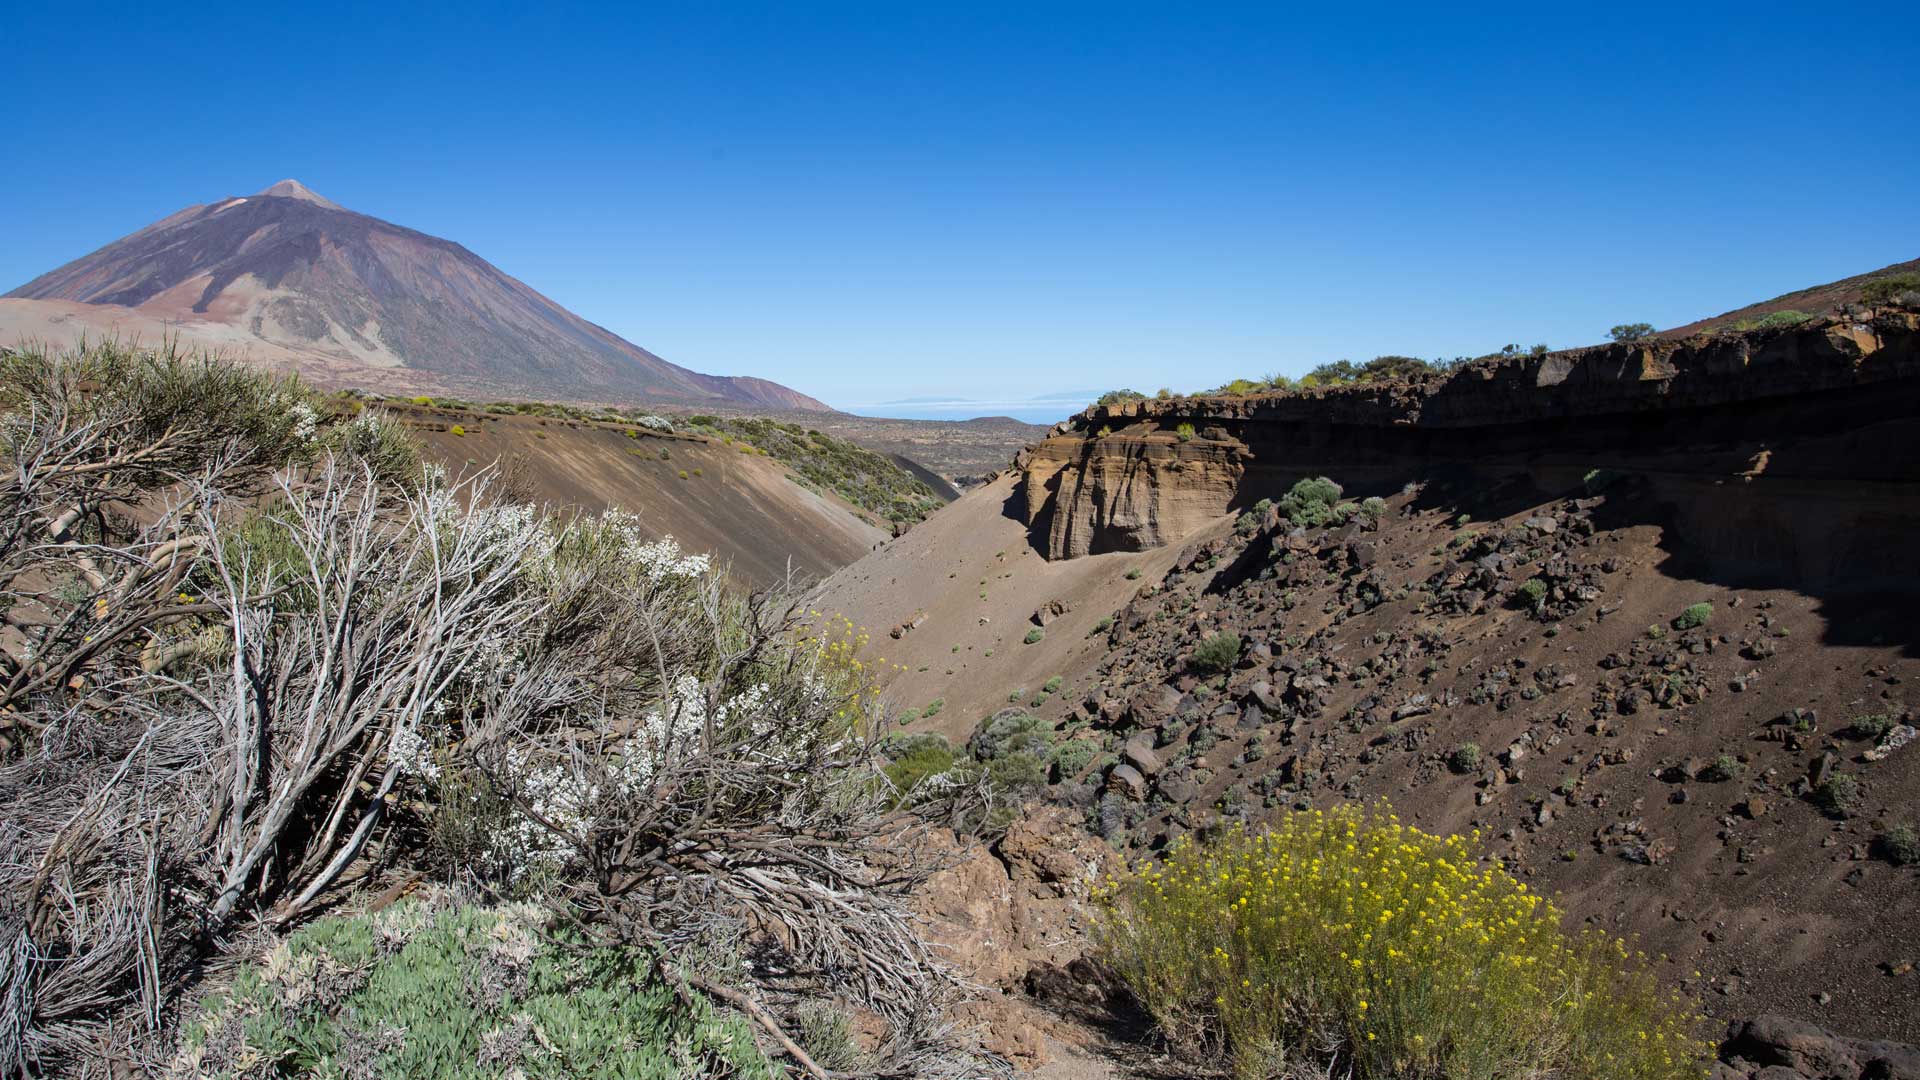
left=6, top=2, right=1915, bottom=415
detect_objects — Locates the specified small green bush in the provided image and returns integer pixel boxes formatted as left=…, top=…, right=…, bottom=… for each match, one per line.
left=1753, top=310, right=1812, bottom=330
left=1277, top=476, right=1343, bottom=528
left=793, top=1001, right=862, bottom=1071
left=1174, top=422, right=1197, bottom=442
left=883, top=733, right=958, bottom=799
left=1672, top=602, right=1713, bottom=631
left=1608, top=322, right=1655, bottom=343
left=1813, top=773, right=1862, bottom=817
left=1359, top=496, right=1389, bottom=522
left=1125, top=568, right=1143, bottom=581
left=174, top=897, right=772, bottom=1079
left=448, top=423, right=467, bottom=436
left=1190, top=631, right=1242, bottom=675
left=921, top=697, right=944, bottom=718
left=1091, top=615, right=1114, bottom=634
left=1876, top=823, right=1919, bottom=866
left=1048, top=740, right=1099, bottom=782
left=1583, top=468, right=1629, bottom=495
left=1042, top=675, right=1064, bottom=694
left=1849, top=713, right=1896, bottom=741
left=677, top=469, right=690, bottom=479
left=970, top=710, right=1050, bottom=760
left=1701, top=754, right=1744, bottom=782
left=1023, top=627, right=1045, bottom=645
left=1449, top=742, right=1482, bottom=774
left=1514, top=577, right=1548, bottom=607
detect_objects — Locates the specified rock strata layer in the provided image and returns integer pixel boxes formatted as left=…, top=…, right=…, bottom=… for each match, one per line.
left=1018, top=310, right=1920, bottom=561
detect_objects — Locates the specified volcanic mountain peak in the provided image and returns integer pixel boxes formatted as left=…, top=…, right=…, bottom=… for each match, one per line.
left=0, top=183, right=829, bottom=410
left=255, top=178, right=342, bottom=209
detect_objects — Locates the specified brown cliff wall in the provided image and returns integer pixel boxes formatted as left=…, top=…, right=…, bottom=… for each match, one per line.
left=1018, top=310, right=1920, bottom=577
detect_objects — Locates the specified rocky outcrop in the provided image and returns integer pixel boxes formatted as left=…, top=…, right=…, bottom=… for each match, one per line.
left=1018, top=310, right=1920, bottom=559
left=1717, top=1014, right=1920, bottom=1080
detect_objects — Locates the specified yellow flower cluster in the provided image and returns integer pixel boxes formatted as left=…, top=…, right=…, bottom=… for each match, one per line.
left=795, top=611, right=879, bottom=723
left=797, top=610, right=911, bottom=724
left=1095, top=805, right=1711, bottom=1080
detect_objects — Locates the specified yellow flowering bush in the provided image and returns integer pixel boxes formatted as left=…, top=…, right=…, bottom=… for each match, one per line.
left=1096, top=805, right=1711, bottom=1080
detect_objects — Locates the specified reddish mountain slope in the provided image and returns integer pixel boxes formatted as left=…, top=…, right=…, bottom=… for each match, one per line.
left=1663, top=256, right=1920, bottom=337
left=2, top=181, right=828, bottom=410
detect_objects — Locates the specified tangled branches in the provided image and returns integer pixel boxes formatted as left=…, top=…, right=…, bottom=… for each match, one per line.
left=0, top=342, right=988, bottom=1078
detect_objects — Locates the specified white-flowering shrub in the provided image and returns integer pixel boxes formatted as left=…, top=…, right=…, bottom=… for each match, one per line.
left=0, top=342, right=990, bottom=1078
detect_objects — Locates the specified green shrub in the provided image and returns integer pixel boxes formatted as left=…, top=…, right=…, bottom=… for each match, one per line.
left=1096, top=389, right=1147, bottom=406
left=1048, top=739, right=1099, bottom=782
left=1125, top=568, right=1143, bottom=581
left=677, top=469, right=690, bottom=480
left=1583, top=468, right=1629, bottom=495
left=173, top=896, right=772, bottom=1079
left=1754, top=310, right=1812, bottom=330
left=921, top=697, right=944, bottom=718
left=1359, top=496, right=1389, bottom=522
left=883, top=733, right=958, bottom=800
left=1876, top=823, right=1919, bottom=866
left=1861, top=273, right=1920, bottom=305
left=1174, top=422, right=1197, bottom=443
left=970, top=711, right=1050, bottom=760
left=1849, top=713, right=1896, bottom=740
left=1608, top=322, right=1655, bottom=343
left=1514, top=577, right=1548, bottom=607
left=1814, top=774, right=1862, bottom=817
left=1096, top=807, right=1709, bottom=1080
left=1091, top=615, right=1114, bottom=635
left=1277, top=476, right=1343, bottom=528
left=793, top=1002, right=862, bottom=1071
left=1190, top=631, right=1242, bottom=675
left=1672, top=603, right=1713, bottom=631
left=1449, top=742, right=1482, bottom=774
left=1023, top=627, right=1045, bottom=645
left=1701, top=754, right=1744, bottom=782
left=1042, top=675, right=1064, bottom=694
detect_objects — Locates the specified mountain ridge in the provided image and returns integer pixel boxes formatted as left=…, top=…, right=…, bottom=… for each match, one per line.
left=3, top=181, right=830, bottom=411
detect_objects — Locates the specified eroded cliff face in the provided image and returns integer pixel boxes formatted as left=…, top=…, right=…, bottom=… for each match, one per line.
left=1018, top=310, right=1920, bottom=572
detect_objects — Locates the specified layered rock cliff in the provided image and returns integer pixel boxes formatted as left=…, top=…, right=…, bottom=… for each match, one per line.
left=1018, top=309, right=1920, bottom=578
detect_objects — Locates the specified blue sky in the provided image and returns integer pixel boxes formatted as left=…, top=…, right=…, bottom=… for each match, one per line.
left=5, top=2, right=1915, bottom=418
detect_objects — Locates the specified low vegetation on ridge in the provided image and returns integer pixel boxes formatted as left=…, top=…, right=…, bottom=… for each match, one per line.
left=402, top=394, right=946, bottom=525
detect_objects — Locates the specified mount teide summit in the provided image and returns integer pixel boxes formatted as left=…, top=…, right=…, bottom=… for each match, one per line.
left=1, top=180, right=827, bottom=409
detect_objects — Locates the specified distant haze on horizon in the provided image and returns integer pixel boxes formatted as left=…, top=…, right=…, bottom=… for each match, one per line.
left=4, top=3, right=1916, bottom=411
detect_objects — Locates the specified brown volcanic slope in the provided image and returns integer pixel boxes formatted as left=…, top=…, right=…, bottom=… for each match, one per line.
left=388, top=402, right=886, bottom=587
left=815, top=306, right=1920, bottom=1052
left=1663, top=256, right=1919, bottom=337
left=1, top=180, right=827, bottom=410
